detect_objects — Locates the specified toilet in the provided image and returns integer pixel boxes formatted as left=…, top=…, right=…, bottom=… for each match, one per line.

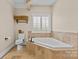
left=15, top=30, right=25, bottom=50
left=15, top=38, right=24, bottom=50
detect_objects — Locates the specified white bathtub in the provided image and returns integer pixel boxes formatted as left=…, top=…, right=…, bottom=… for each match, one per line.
left=32, top=38, right=72, bottom=49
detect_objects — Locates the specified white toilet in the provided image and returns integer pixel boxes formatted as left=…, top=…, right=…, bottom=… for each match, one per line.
left=15, top=32, right=25, bottom=50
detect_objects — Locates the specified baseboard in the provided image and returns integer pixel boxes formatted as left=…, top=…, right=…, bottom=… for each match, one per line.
left=0, top=42, right=15, bottom=58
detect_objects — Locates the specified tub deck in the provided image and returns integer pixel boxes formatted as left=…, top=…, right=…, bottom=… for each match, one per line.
left=26, top=42, right=77, bottom=59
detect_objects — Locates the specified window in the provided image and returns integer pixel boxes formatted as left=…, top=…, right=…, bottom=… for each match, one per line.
left=42, top=16, right=49, bottom=31
left=32, top=16, right=41, bottom=30
left=32, top=16, right=51, bottom=32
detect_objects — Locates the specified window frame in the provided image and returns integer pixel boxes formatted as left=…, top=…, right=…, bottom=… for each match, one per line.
left=31, top=15, right=52, bottom=33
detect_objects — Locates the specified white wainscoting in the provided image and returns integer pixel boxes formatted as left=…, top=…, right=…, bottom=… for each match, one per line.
left=0, top=42, right=15, bottom=58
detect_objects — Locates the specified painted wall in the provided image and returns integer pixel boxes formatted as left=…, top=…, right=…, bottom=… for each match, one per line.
left=52, top=0, right=78, bottom=33
left=14, top=8, right=31, bottom=42
left=52, top=0, right=78, bottom=51
left=0, top=0, right=15, bottom=52
left=14, top=6, right=52, bottom=41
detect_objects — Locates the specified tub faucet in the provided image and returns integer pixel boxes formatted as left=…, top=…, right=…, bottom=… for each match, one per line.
left=29, top=37, right=34, bottom=43
left=30, top=37, right=32, bottom=42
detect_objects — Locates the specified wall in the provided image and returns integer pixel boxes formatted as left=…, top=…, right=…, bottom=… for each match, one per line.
left=14, top=6, right=52, bottom=41
left=0, top=0, right=15, bottom=58
left=52, top=0, right=78, bottom=51
left=14, top=8, right=31, bottom=42
left=52, top=0, right=78, bottom=33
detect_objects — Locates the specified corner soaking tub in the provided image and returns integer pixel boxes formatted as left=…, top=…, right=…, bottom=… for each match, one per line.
left=27, top=38, right=74, bottom=59
left=32, top=37, right=72, bottom=49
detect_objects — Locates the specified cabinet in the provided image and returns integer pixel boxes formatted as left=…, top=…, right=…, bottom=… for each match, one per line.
left=14, top=16, right=28, bottom=23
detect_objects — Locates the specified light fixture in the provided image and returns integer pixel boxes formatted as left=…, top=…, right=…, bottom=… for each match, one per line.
left=26, top=0, right=32, bottom=11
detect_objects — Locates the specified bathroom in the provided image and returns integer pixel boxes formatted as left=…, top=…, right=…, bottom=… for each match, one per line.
left=0, top=0, right=78, bottom=59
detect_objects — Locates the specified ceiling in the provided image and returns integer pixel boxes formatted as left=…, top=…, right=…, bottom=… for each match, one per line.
left=14, top=0, right=57, bottom=8
left=32, top=0, right=56, bottom=6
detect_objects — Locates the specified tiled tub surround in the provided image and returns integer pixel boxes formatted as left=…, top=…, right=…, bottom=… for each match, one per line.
left=28, top=31, right=77, bottom=48
left=52, top=31, right=78, bottom=57
left=28, top=31, right=78, bottom=58
left=27, top=42, right=77, bottom=59
left=32, top=33, right=52, bottom=37
left=52, top=31, right=78, bottom=49
left=28, top=31, right=52, bottom=38
left=28, top=31, right=78, bottom=49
